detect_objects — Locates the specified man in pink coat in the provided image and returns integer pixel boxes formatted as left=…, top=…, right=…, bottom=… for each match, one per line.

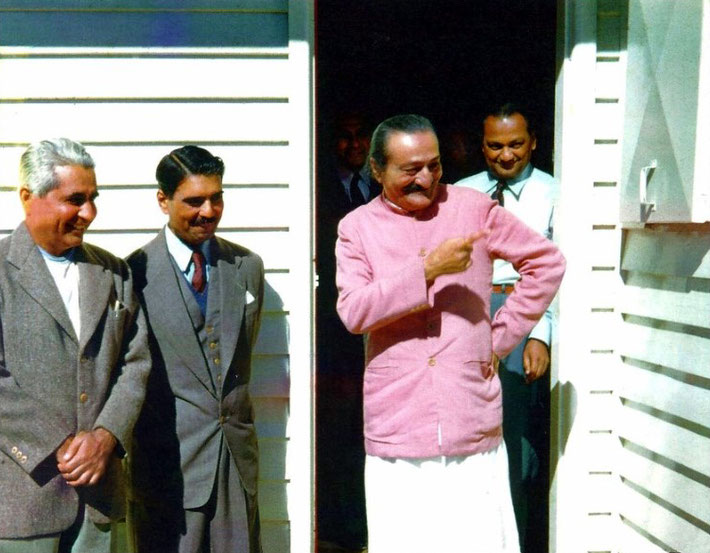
left=335, top=114, right=565, bottom=553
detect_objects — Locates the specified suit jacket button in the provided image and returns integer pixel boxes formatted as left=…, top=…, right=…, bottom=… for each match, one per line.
left=21, top=455, right=28, bottom=463
left=11, top=446, right=18, bottom=454
left=206, top=325, right=214, bottom=334
left=79, top=392, right=89, bottom=403
left=219, top=415, right=226, bottom=424
left=209, top=341, right=218, bottom=350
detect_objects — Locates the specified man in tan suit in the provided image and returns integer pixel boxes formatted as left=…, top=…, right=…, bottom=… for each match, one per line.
left=0, top=138, right=150, bottom=552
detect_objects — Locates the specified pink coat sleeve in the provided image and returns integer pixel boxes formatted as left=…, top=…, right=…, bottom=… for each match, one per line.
left=335, top=213, right=430, bottom=334
left=485, top=204, right=566, bottom=358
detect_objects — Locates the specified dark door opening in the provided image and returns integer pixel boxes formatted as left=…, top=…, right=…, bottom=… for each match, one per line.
left=315, top=2, right=557, bottom=552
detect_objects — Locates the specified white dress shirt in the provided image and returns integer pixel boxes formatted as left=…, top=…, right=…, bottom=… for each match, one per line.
left=40, top=247, right=81, bottom=337
left=456, top=164, right=558, bottom=345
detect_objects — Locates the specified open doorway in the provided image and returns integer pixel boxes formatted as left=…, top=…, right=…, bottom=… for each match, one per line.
left=315, top=2, right=557, bottom=552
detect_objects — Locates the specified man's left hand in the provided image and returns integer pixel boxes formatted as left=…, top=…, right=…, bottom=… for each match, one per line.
left=523, top=339, right=549, bottom=383
left=57, top=428, right=117, bottom=487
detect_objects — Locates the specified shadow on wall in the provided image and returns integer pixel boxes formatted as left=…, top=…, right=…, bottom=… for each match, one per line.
left=252, top=279, right=291, bottom=552
left=550, top=380, right=578, bottom=481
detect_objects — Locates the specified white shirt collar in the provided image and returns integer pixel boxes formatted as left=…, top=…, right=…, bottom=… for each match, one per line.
left=164, top=225, right=210, bottom=273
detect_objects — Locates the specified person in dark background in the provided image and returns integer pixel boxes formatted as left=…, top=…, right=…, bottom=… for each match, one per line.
left=440, top=124, right=480, bottom=184
left=315, top=111, right=380, bottom=552
left=457, top=102, right=558, bottom=553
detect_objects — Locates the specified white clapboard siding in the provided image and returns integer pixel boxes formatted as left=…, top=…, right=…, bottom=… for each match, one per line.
left=0, top=145, right=291, bottom=187
left=0, top=103, right=290, bottom=143
left=616, top=227, right=710, bottom=553
left=0, top=2, right=311, bottom=548
left=618, top=476, right=710, bottom=553
left=0, top=57, right=290, bottom=99
left=619, top=320, right=710, bottom=380
left=618, top=445, right=710, bottom=529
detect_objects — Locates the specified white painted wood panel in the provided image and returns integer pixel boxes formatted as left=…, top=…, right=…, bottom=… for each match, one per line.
left=591, top=185, right=621, bottom=225
left=0, top=103, right=290, bottom=142
left=617, top=520, right=668, bottom=553
left=621, top=229, right=710, bottom=278
left=593, top=101, right=623, bottom=139
left=253, top=397, right=288, bottom=440
left=251, top=355, right=289, bottom=398
left=619, top=273, right=710, bottom=328
left=595, top=60, right=624, bottom=99
left=591, top=142, right=623, bottom=183
left=586, top=310, right=621, bottom=348
left=618, top=478, right=710, bottom=553
left=0, top=145, right=291, bottom=186
left=0, top=57, right=290, bottom=99
left=258, top=438, right=287, bottom=480
left=581, top=514, right=616, bottom=552
left=619, top=447, right=710, bottom=526
left=617, top=407, right=710, bottom=477
left=617, top=358, right=709, bottom=428
left=619, top=324, right=710, bottom=379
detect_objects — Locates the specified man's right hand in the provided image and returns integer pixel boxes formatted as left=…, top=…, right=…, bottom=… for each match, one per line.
left=424, top=230, right=488, bottom=283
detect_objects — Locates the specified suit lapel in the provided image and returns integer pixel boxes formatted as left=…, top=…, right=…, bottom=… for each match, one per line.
left=214, top=239, right=245, bottom=383
left=8, top=223, right=78, bottom=343
left=146, top=232, right=215, bottom=394
left=76, top=246, right=113, bottom=351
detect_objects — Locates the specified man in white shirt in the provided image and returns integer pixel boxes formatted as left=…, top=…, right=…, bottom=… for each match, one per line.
left=456, top=103, right=559, bottom=553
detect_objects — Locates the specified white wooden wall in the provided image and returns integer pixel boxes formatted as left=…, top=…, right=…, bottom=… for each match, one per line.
left=553, top=0, right=627, bottom=551
left=555, top=1, right=710, bottom=551
left=614, top=1, right=710, bottom=551
left=616, top=226, right=710, bottom=553
left=0, top=2, right=315, bottom=551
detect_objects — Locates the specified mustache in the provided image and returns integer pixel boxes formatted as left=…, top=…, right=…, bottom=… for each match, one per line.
left=403, top=182, right=430, bottom=194
left=194, top=216, right=218, bottom=225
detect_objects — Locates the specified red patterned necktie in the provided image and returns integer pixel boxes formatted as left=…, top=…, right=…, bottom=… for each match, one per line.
left=191, top=250, right=206, bottom=292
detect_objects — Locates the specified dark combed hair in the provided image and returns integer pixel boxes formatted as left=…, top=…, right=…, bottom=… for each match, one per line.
left=368, top=114, right=436, bottom=169
left=155, top=145, right=225, bottom=198
left=482, top=102, right=536, bottom=138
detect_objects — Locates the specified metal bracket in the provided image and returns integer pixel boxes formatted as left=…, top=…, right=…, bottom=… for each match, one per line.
left=639, top=159, right=657, bottom=213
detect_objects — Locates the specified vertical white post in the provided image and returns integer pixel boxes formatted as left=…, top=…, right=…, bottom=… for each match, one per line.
left=287, top=1, right=316, bottom=551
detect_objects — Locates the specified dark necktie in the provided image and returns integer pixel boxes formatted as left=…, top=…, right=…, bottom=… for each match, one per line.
left=492, top=180, right=507, bottom=206
left=349, top=172, right=367, bottom=207
left=191, top=250, right=206, bottom=293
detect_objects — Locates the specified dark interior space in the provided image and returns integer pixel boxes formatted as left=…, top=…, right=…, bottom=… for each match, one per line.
left=315, top=2, right=557, bottom=552
left=316, top=0, right=558, bottom=177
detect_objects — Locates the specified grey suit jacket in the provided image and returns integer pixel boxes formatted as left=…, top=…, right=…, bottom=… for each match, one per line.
left=0, top=222, right=151, bottom=539
left=127, top=229, right=264, bottom=509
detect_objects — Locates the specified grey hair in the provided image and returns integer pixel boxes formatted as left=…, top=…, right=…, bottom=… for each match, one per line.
left=19, top=138, right=95, bottom=196
left=369, top=114, right=436, bottom=170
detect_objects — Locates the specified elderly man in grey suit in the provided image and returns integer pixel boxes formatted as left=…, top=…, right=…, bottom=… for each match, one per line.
left=128, top=145, right=265, bottom=553
left=0, top=138, right=150, bottom=552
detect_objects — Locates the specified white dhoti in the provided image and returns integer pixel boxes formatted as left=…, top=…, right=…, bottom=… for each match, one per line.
left=365, top=442, right=520, bottom=553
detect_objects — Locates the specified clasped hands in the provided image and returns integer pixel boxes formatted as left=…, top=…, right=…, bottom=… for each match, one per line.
left=55, top=428, right=117, bottom=487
